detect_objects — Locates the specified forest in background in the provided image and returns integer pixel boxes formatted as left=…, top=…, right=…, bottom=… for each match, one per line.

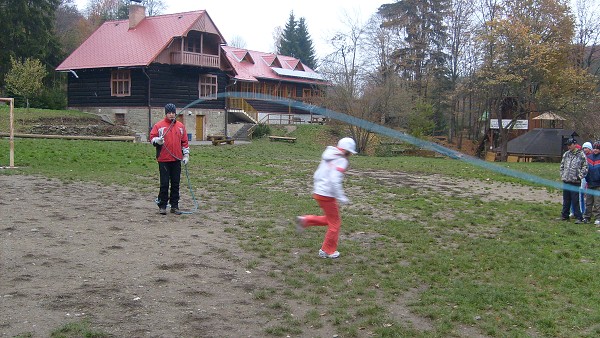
left=0, top=0, right=598, bottom=159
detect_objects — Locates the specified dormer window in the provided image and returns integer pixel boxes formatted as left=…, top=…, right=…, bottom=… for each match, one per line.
left=271, top=57, right=283, bottom=68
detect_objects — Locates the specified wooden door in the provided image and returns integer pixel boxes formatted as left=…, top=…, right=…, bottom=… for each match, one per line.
left=195, top=115, right=204, bottom=140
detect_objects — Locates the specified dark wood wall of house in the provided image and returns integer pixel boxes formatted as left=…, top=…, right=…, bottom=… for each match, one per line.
left=66, top=68, right=148, bottom=107
left=147, top=64, right=227, bottom=110
left=66, top=64, right=228, bottom=111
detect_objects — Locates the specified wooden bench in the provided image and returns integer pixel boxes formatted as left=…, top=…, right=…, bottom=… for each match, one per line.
left=207, top=135, right=225, bottom=141
left=212, top=137, right=235, bottom=146
left=269, top=135, right=297, bottom=143
left=379, top=142, right=406, bottom=156
left=308, top=117, right=328, bottom=125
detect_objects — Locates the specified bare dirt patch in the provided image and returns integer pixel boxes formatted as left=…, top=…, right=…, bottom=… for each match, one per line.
left=354, top=170, right=560, bottom=204
left=0, top=172, right=559, bottom=337
left=0, top=175, right=321, bottom=337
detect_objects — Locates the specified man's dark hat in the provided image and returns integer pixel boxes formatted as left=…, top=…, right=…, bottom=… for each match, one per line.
left=164, top=103, right=176, bottom=114
left=564, top=138, right=577, bottom=145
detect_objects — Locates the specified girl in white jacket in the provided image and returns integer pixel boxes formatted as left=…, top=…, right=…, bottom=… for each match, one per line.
left=296, top=137, right=357, bottom=258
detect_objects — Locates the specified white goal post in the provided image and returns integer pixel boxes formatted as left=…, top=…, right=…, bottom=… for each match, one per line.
left=0, top=98, right=14, bottom=168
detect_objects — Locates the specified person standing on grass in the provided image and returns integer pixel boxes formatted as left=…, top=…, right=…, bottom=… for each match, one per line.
left=583, top=141, right=600, bottom=224
left=559, top=138, right=588, bottom=224
left=571, top=142, right=592, bottom=218
left=296, top=137, right=357, bottom=259
left=149, top=103, right=190, bottom=215
left=577, top=142, right=594, bottom=217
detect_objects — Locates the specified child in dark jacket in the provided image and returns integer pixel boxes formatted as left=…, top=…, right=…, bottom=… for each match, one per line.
left=583, top=141, right=600, bottom=224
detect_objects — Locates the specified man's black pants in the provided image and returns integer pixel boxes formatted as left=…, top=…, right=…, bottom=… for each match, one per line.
left=562, top=181, right=582, bottom=220
left=158, top=161, right=181, bottom=209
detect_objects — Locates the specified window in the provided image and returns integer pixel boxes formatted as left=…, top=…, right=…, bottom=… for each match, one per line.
left=199, top=74, right=217, bottom=99
left=111, top=70, right=131, bottom=97
left=115, top=113, right=125, bottom=125
left=187, top=37, right=201, bottom=53
left=285, top=86, right=294, bottom=99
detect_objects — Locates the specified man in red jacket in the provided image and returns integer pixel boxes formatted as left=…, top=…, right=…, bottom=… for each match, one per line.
left=149, top=103, right=190, bottom=215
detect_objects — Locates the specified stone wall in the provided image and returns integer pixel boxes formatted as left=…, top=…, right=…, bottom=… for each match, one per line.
left=73, top=106, right=226, bottom=141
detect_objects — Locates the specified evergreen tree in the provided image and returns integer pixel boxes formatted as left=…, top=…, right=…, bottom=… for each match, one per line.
left=379, top=0, right=451, bottom=135
left=278, top=11, right=318, bottom=69
left=296, top=18, right=317, bottom=69
left=379, top=0, right=451, bottom=97
left=0, top=0, right=62, bottom=87
left=279, top=12, right=300, bottom=58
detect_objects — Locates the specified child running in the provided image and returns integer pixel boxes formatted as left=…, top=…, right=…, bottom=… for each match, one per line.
left=296, top=137, right=357, bottom=259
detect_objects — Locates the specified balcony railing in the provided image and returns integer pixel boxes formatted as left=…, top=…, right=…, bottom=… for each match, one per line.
left=170, top=51, right=219, bottom=68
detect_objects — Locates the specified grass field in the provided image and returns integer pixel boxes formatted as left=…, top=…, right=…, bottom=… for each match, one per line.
left=1, top=121, right=599, bottom=337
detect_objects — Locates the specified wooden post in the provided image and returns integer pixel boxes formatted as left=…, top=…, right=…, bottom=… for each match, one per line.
left=1, top=98, right=14, bottom=167
left=9, top=98, right=13, bottom=167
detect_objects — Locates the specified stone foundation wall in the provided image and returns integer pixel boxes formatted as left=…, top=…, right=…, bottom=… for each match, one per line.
left=72, top=106, right=226, bottom=141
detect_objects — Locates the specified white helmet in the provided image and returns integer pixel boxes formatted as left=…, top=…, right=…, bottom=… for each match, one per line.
left=337, top=137, right=357, bottom=154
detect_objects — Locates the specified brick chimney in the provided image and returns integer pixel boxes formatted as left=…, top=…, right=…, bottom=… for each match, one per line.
left=129, top=4, right=145, bottom=29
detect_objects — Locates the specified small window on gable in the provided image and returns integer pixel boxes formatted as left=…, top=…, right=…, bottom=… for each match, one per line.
left=271, top=57, right=282, bottom=68
left=199, top=74, right=217, bottom=99
left=111, top=70, right=131, bottom=97
left=242, top=53, right=254, bottom=63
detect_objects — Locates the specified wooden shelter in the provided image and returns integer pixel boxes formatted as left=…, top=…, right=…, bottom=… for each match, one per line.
left=530, top=112, right=566, bottom=129
left=505, top=128, right=579, bottom=162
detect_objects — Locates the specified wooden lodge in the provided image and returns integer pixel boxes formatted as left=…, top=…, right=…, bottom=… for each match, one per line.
left=55, top=4, right=329, bottom=142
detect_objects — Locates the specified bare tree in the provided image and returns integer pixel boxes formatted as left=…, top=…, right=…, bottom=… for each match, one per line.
left=573, top=0, right=600, bottom=74
left=56, top=0, right=88, bottom=55
left=84, top=0, right=164, bottom=27
left=229, top=35, right=247, bottom=49
left=362, top=13, right=408, bottom=126
left=142, top=0, right=165, bottom=16
left=446, top=0, right=476, bottom=144
left=319, top=12, right=377, bottom=153
left=271, top=26, right=283, bottom=54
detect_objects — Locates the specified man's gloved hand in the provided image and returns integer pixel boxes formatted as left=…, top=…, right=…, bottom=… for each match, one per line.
left=182, top=155, right=189, bottom=165
left=152, top=137, right=164, bottom=145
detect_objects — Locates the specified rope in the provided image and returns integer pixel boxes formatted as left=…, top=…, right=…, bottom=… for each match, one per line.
left=178, top=92, right=596, bottom=197
left=179, top=162, right=199, bottom=214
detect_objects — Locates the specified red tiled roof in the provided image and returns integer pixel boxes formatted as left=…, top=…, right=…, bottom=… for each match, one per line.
left=56, top=10, right=225, bottom=70
left=222, top=45, right=325, bottom=84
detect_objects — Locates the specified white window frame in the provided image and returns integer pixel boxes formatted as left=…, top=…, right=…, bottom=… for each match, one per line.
left=199, top=74, right=217, bottom=99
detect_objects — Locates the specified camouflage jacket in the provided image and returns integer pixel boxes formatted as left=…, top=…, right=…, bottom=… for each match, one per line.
left=560, top=149, right=588, bottom=183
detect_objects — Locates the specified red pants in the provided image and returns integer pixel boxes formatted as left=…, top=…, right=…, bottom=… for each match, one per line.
left=303, top=194, right=341, bottom=254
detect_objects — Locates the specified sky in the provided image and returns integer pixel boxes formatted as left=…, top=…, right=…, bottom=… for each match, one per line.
left=73, top=0, right=384, bottom=59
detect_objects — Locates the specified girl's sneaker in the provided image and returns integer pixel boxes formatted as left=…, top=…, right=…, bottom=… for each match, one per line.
left=319, top=249, right=340, bottom=259
left=295, top=216, right=306, bottom=233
